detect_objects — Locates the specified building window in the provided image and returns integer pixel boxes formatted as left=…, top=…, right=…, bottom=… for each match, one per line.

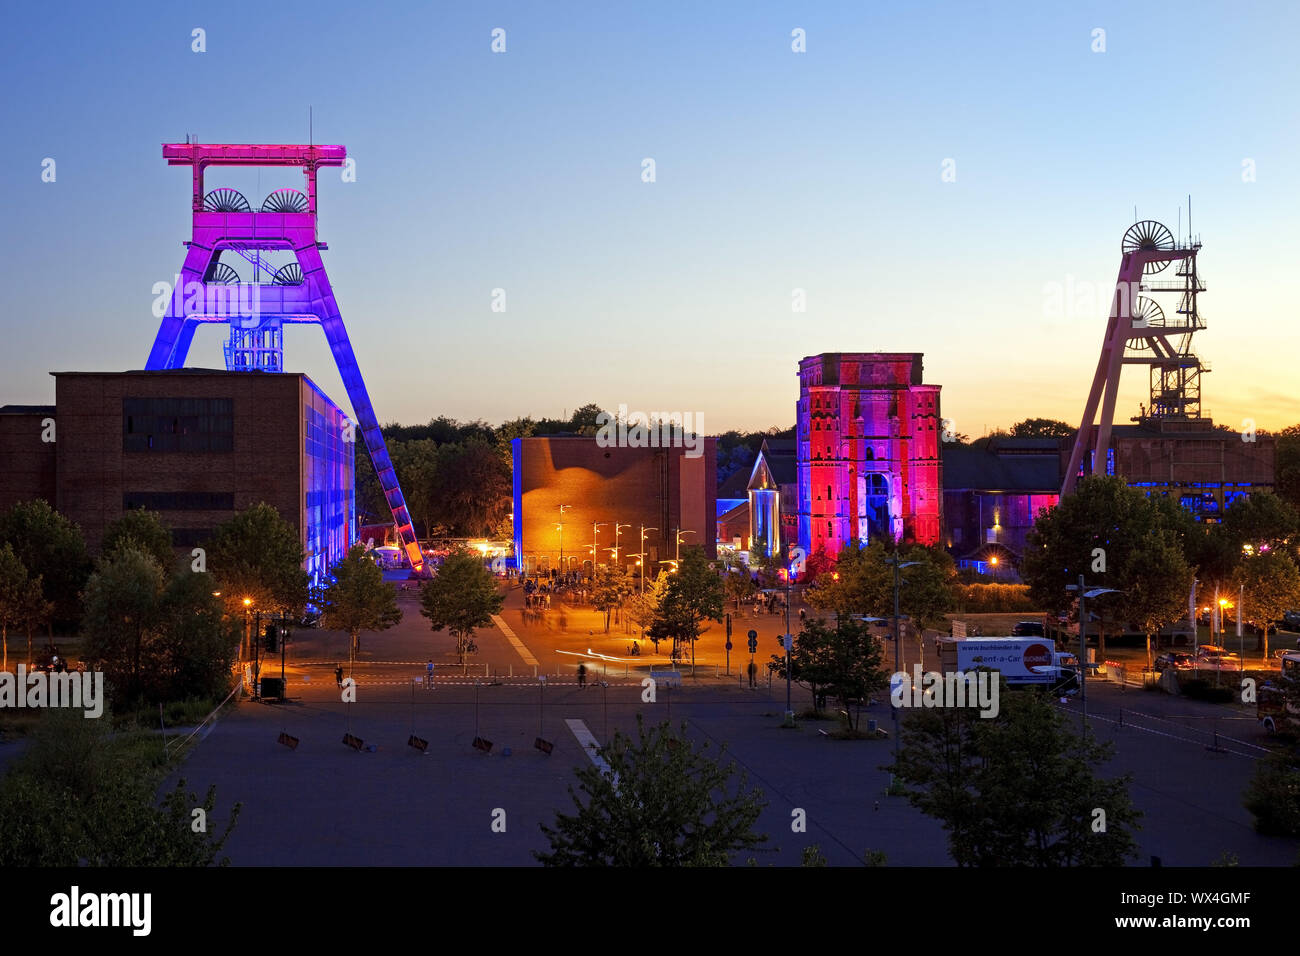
left=826, top=484, right=832, bottom=501
left=123, top=397, right=234, bottom=452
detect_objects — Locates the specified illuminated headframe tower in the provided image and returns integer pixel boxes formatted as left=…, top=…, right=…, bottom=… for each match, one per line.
left=1062, top=220, right=1206, bottom=495
left=145, top=143, right=423, bottom=571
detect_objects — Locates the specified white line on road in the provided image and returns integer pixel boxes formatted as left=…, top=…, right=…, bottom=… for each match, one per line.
left=492, top=614, right=539, bottom=667
left=565, top=718, right=612, bottom=775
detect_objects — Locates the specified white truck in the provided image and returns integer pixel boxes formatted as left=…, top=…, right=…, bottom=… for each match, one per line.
left=937, top=636, right=1078, bottom=690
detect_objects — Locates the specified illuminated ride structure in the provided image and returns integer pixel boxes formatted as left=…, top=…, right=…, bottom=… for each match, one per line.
left=144, top=143, right=423, bottom=571
left=1062, top=219, right=1207, bottom=495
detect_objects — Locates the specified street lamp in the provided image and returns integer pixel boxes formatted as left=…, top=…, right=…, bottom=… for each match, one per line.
left=592, top=522, right=607, bottom=572
left=1066, top=577, right=1123, bottom=730
left=558, top=504, right=572, bottom=576
left=612, top=523, right=631, bottom=568
left=639, top=526, right=658, bottom=594
left=884, top=556, right=920, bottom=784
left=242, top=597, right=253, bottom=661
left=674, top=528, right=696, bottom=564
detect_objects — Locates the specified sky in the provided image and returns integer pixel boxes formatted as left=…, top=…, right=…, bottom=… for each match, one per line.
left=1, top=1, right=1297, bottom=437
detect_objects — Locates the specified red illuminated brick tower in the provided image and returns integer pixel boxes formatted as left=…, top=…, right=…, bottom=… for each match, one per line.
left=796, top=353, right=941, bottom=559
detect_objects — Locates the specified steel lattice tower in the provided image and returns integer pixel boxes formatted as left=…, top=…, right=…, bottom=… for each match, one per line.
left=1062, top=219, right=1206, bottom=496
left=145, top=143, right=424, bottom=571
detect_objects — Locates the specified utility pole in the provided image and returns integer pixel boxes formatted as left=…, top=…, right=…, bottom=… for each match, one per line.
left=639, top=525, right=657, bottom=594
left=1067, top=576, right=1122, bottom=732
left=558, top=504, right=571, bottom=576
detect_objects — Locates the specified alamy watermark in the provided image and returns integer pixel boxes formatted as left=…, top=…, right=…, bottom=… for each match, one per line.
left=595, top=404, right=705, bottom=459
left=890, top=665, right=1000, bottom=718
left=0, top=666, right=105, bottom=718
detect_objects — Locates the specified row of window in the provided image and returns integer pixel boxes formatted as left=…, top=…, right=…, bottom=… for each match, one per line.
left=123, top=397, right=235, bottom=452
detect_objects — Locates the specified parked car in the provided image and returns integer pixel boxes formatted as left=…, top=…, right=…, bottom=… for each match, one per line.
left=1012, top=621, right=1046, bottom=637
left=1154, top=652, right=1195, bottom=673
left=1283, top=610, right=1300, bottom=631
left=1195, top=645, right=1242, bottom=671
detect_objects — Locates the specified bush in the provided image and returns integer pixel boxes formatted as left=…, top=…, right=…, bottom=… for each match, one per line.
left=1180, top=678, right=1235, bottom=703
left=1244, top=754, right=1300, bottom=836
left=953, top=583, right=1037, bottom=614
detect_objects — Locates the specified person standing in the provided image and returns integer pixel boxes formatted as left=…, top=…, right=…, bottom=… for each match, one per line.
left=747, top=660, right=757, bottom=689
left=577, top=663, right=588, bottom=688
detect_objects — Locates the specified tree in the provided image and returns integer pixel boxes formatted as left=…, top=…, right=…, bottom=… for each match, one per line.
left=723, top=567, right=757, bottom=610
left=647, top=545, right=724, bottom=664
left=626, top=574, right=668, bottom=643
left=1021, top=476, right=1193, bottom=662
left=1220, top=491, right=1299, bottom=553
left=1244, top=752, right=1300, bottom=836
left=591, top=564, right=634, bottom=633
left=153, top=569, right=239, bottom=703
left=1008, top=418, right=1074, bottom=439
left=21, top=575, right=52, bottom=670
left=318, top=545, right=403, bottom=673
left=889, top=685, right=1142, bottom=866
left=769, top=617, right=837, bottom=716
left=390, top=439, right=442, bottom=538
left=420, top=549, right=504, bottom=663
left=102, top=508, right=174, bottom=573
left=0, top=499, right=91, bottom=629
left=535, top=715, right=767, bottom=866
left=0, top=707, right=240, bottom=866
left=823, top=617, right=888, bottom=730
left=81, top=546, right=165, bottom=700
left=432, top=441, right=511, bottom=536
left=1275, top=424, right=1300, bottom=515
left=0, top=544, right=32, bottom=671
left=207, top=502, right=308, bottom=617
left=1234, top=551, right=1300, bottom=657
left=810, top=540, right=954, bottom=668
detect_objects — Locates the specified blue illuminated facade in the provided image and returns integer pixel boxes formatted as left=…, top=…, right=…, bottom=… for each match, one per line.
left=302, top=378, right=356, bottom=586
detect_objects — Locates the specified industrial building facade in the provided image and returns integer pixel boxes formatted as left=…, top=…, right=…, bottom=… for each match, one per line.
left=796, top=352, right=942, bottom=559
left=1, top=370, right=355, bottom=583
left=512, top=436, right=716, bottom=575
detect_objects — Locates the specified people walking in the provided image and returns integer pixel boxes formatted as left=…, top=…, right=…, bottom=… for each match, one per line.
left=577, top=663, right=588, bottom=688
left=747, top=660, right=757, bottom=689
left=335, top=664, right=344, bottom=687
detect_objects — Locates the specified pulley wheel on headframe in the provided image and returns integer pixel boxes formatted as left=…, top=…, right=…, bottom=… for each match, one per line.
left=261, top=189, right=309, bottom=213
left=1121, top=220, right=1175, bottom=274
left=203, top=188, right=251, bottom=213
left=272, top=263, right=304, bottom=285
left=204, top=262, right=241, bottom=284
left=1124, top=296, right=1165, bottom=353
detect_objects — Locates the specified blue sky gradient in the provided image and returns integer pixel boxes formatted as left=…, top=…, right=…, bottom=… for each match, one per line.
left=2, top=1, right=1296, bottom=435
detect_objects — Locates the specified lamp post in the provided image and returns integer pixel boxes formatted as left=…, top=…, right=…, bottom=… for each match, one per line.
left=592, top=522, right=607, bottom=573
left=885, top=557, right=920, bottom=777
left=639, top=526, right=658, bottom=594
left=242, top=597, right=253, bottom=662
left=612, top=523, right=631, bottom=570
left=676, top=528, right=696, bottom=564
left=558, top=504, right=571, bottom=577
left=1066, top=577, right=1123, bottom=730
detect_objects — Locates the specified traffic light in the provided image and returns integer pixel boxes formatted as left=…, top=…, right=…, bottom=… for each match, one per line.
left=264, top=624, right=279, bottom=652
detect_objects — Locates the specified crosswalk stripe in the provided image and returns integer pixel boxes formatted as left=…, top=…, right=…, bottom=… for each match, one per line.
left=492, top=614, right=540, bottom=667
left=565, top=718, right=611, bottom=774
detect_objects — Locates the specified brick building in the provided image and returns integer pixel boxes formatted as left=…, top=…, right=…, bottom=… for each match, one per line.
left=796, top=353, right=942, bottom=559
left=512, top=436, right=716, bottom=576
left=1, top=370, right=354, bottom=584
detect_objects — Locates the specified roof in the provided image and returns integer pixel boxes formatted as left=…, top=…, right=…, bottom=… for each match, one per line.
left=717, top=467, right=751, bottom=499
left=718, top=500, right=749, bottom=523
left=942, top=445, right=1060, bottom=492
left=758, top=440, right=797, bottom=485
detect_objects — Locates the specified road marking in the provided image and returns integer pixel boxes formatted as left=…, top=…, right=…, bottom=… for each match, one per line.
left=492, top=614, right=539, bottom=667
left=565, top=718, right=611, bottom=775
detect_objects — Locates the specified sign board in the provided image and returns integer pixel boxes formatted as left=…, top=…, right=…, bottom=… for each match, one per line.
left=951, top=620, right=967, bottom=639
left=534, top=737, right=554, bottom=755
left=725, top=640, right=733, bottom=651
left=652, top=670, right=682, bottom=688
left=407, top=735, right=428, bottom=752
left=783, top=634, right=793, bottom=652
left=955, top=639, right=1056, bottom=685
left=342, top=733, right=364, bottom=751
left=472, top=736, right=493, bottom=753
left=277, top=732, right=299, bottom=750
